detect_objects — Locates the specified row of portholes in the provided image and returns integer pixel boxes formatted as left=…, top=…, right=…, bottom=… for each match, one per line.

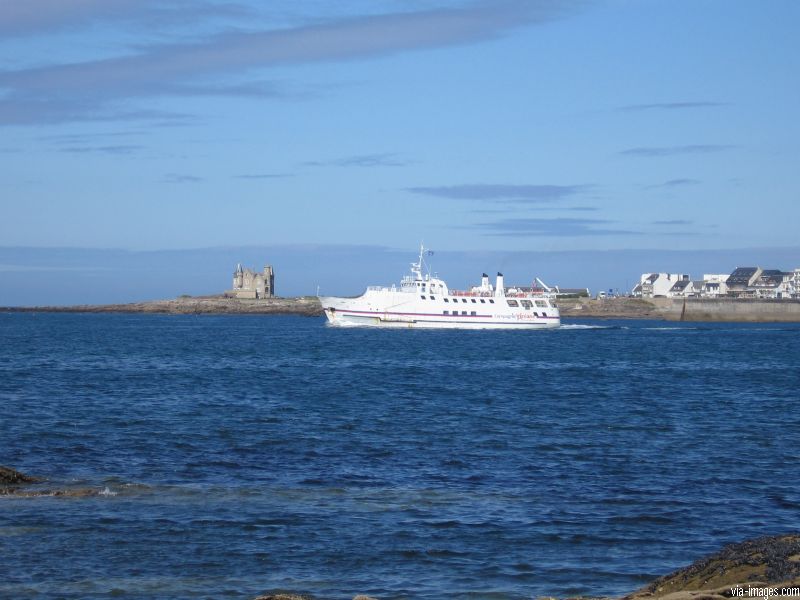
left=419, top=296, right=496, bottom=304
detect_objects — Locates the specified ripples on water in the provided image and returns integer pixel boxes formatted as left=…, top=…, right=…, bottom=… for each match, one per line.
left=1, top=314, right=800, bottom=599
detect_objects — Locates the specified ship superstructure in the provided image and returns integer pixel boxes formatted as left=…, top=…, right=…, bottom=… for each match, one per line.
left=318, top=246, right=560, bottom=329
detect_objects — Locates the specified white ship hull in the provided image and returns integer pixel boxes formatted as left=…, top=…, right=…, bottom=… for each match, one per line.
left=320, top=293, right=560, bottom=330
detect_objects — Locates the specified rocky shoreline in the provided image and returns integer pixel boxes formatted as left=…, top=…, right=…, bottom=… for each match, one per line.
left=0, top=295, right=324, bottom=316
left=4, top=465, right=799, bottom=599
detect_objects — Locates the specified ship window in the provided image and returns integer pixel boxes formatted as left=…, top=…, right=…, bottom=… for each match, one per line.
left=420, top=295, right=425, bottom=300
left=521, top=300, right=532, bottom=309
left=444, top=298, right=449, bottom=302
left=443, top=311, right=449, bottom=315
left=430, top=296, right=435, bottom=300
left=489, top=299, right=495, bottom=304
left=471, top=299, right=476, bottom=303
left=535, top=300, right=547, bottom=308
left=480, top=299, right=485, bottom=303
left=461, top=310, right=467, bottom=315
left=471, top=311, right=476, bottom=316
left=462, top=298, right=467, bottom=303
left=507, top=300, right=519, bottom=307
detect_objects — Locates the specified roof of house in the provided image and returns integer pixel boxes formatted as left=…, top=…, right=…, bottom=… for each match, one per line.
left=670, top=279, right=691, bottom=292
left=727, top=267, right=759, bottom=286
left=754, top=270, right=785, bottom=287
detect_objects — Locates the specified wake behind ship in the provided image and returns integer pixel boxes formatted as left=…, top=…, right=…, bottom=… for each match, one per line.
left=319, top=246, right=560, bottom=329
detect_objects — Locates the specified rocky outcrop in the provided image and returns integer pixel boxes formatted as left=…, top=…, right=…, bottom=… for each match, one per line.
left=251, top=536, right=800, bottom=600
left=559, top=297, right=662, bottom=319
left=0, top=465, right=41, bottom=494
left=626, top=534, right=800, bottom=599
left=0, top=465, right=108, bottom=498
left=0, top=487, right=102, bottom=498
left=0, top=465, right=38, bottom=485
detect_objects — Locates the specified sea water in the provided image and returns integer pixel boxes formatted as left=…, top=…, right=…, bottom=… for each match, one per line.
left=1, top=313, right=799, bottom=599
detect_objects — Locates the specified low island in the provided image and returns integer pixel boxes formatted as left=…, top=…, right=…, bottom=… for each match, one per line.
left=0, top=295, right=323, bottom=316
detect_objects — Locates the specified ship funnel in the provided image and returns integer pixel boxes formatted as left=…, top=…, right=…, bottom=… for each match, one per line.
left=481, top=273, right=490, bottom=290
left=495, top=272, right=505, bottom=297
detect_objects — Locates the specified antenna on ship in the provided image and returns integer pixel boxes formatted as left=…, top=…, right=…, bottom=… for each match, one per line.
left=411, top=242, right=424, bottom=280
left=418, top=242, right=435, bottom=279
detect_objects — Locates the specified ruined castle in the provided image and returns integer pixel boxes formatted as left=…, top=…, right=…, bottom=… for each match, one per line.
left=226, top=264, right=274, bottom=299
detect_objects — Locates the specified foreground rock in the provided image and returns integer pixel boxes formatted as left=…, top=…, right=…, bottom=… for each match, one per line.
left=0, top=295, right=323, bottom=316
left=1, top=464, right=108, bottom=498
left=251, top=536, right=800, bottom=600
left=0, top=465, right=39, bottom=485
left=626, top=534, right=800, bottom=599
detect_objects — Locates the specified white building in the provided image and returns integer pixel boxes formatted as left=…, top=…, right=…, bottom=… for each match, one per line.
left=666, top=278, right=694, bottom=298
left=699, top=274, right=729, bottom=297
left=632, top=267, right=800, bottom=299
left=632, top=273, right=690, bottom=298
left=749, top=269, right=792, bottom=299
left=792, top=269, right=800, bottom=299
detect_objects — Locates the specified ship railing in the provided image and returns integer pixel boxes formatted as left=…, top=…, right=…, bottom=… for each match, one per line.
left=450, top=289, right=551, bottom=298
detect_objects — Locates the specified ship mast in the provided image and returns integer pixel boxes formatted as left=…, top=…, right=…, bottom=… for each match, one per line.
left=411, top=243, right=425, bottom=281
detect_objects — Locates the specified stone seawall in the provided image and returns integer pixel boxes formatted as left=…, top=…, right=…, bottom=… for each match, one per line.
left=658, top=297, right=800, bottom=322
left=559, top=297, right=800, bottom=322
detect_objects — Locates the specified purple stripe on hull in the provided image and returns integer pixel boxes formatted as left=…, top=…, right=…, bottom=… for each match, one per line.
left=336, top=309, right=559, bottom=320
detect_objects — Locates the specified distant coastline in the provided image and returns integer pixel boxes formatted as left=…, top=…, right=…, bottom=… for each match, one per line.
left=3, top=295, right=800, bottom=322
left=0, top=295, right=322, bottom=316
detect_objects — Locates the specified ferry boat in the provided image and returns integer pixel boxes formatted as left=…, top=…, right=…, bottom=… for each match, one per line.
left=319, top=246, right=560, bottom=329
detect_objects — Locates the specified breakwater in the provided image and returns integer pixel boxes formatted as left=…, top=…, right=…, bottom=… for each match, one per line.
left=559, top=297, right=800, bottom=322
left=663, top=297, right=800, bottom=322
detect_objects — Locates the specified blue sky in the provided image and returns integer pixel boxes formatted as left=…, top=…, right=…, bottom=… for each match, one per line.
left=1, top=0, right=799, bottom=304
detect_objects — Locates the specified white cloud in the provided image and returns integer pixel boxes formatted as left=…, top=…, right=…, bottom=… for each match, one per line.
left=0, top=1, right=581, bottom=124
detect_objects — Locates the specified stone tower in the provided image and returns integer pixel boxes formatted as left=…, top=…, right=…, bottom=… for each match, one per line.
left=226, top=263, right=275, bottom=299
left=233, top=263, right=244, bottom=289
